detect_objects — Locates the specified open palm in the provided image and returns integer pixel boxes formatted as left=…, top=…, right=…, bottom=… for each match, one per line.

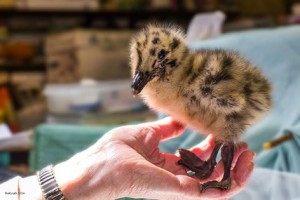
left=97, top=117, right=254, bottom=199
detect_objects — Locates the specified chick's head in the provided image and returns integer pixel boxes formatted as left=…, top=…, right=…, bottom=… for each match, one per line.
left=130, top=24, right=188, bottom=95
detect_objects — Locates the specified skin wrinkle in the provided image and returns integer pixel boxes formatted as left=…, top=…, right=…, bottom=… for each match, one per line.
left=124, top=162, right=149, bottom=198
left=76, top=142, right=119, bottom=199
left=130, top=130, right=156, bottom=159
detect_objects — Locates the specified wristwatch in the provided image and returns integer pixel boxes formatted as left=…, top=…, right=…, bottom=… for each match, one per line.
left=37, top=165, right=65, bottom=200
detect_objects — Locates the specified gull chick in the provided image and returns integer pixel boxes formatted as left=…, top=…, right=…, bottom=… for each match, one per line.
left=129, top=24, right=271, bottom=191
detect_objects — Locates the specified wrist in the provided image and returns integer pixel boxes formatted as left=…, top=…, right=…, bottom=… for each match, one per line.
left=53, top=143, right=120, bottom=200
left=53, top=161, right=83, bottom=199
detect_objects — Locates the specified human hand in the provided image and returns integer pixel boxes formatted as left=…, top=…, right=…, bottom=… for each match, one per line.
left=53, top=117, right=254, bottom=200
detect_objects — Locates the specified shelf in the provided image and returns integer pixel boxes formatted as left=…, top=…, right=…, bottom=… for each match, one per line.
left=0, top=9, right=209, bottom=30
left=0, top=9, right=202, bottom=18
left=0, top=62, right=45, bottom=72
left=0, top=8, right=241, bottom=31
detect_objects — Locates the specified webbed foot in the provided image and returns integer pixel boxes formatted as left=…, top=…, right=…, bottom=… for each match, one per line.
left=201, top=178, right=232, bottom=192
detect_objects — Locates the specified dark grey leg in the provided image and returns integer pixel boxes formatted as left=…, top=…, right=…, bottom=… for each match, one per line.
left=201, top=142, right=234, bottom=192
left=178, top=141, right=222, bottom=179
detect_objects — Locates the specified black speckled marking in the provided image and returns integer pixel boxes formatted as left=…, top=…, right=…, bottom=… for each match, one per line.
left=152, top=37, right=160, bottom=44
left=244, top=72, right=252, bottom=79
left=170, top=38, right=180, bottom=50
left=185, top=66, right=193, bottom=76
left=252, top=76, right=263, bottom=84
left=215, top=69, right=232, bottom=82
left=168, top=59, right=177, bottom=68
left=201, top=86, right=212, bottom=97
left=186, top=58, right=198, bottom=83
left=143, top=34, right=149, bottom=47
left=152, top=59, right=157, bottom=68
left=187, top=56, right=207, bottom=84
left=137, top=42, right=141, bottom=47
left=205, top=68, right=232, bottom=85
left=243, top=83, right=252, bottom=96
left=204, top=74, right=216, bottom=85
left=183, top=92, right=189, bottom=98
left=226, top=112, right=244, bottom=122
left=259, top=81, right=270, bottom=93
left=224, top=112, right=247, bottom=139
left=150, top=48, right=156, bottom=56
left=222, top=55, right=234, bottom=69
left=145, top=71, right=150, bottom=76
left=217, top=98, right=237, bottom=107
left=137, top=49, right=142, bottom=69
left=198, top=56, right=208, bottom=74
left=248, top=99, right=263, bottom=111
left=188, top=73, right=197, bottom=84
left=190, top=95, right=200, bottom=105
left=191, top=95, right=197, bottom=101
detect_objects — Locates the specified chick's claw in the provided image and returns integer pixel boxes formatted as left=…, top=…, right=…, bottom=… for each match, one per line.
left=201, top=178, right=232, bottom=192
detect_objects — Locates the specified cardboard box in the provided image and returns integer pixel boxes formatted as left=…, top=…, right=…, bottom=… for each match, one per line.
left=237, top=0, right=285, bottom=16
left=45, top=29, right=133, bottom=83
left=16, top=0, right=99, bottom=10
left=0, top=0, right=15, bottom=9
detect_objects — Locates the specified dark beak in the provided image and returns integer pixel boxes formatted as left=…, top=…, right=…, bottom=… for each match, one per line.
left=131, top=72, right=151, bottom=95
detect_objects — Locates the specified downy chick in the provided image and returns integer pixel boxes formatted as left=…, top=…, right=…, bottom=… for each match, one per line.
left=129, top=24, right=271, bottom=192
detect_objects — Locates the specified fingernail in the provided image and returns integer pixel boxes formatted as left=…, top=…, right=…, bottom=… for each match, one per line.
left=246, top=161, right=254, bottom=168
left=247, top=151, right=256, bottom=158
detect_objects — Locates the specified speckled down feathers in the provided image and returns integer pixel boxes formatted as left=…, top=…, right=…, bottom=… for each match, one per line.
left=129, top=24, right=272, bottom=142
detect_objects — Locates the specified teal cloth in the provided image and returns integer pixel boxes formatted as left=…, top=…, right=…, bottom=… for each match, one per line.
left=160, top=25, right=300, bottom=174
left=30, top=124, right=116, bottom=171
left=0, top=153, right=9, bottom=167
left=233, top=167, right=300, bottom=200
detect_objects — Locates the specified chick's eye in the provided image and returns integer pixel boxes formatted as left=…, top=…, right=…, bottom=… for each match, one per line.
left=158, top=50, right=166, bottom=60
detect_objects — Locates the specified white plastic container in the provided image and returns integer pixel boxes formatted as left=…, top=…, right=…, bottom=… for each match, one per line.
left=44, top=79, right=143, bottom=114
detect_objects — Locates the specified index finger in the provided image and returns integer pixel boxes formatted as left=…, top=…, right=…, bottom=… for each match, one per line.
left=138, top=117, right=186, bottom=141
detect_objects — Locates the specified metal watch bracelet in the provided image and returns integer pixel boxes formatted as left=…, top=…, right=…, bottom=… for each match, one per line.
left=37, top=165, right=65, bottom=200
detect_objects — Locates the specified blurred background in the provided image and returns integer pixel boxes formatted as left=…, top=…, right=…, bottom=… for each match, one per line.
left=0, top=0, right=300, bottom=186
